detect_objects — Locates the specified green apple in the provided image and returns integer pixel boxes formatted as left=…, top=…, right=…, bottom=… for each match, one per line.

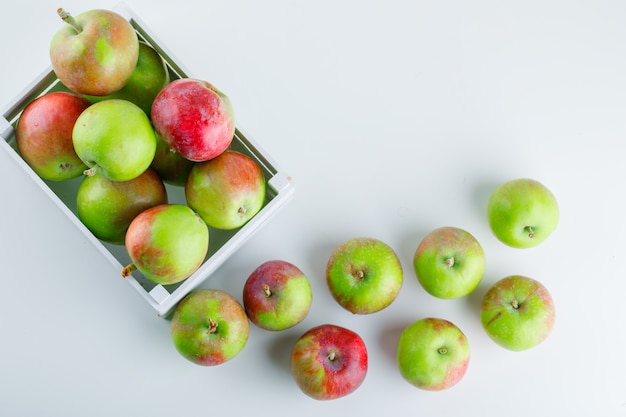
left=122, top=204, right=209, bottom=285
left=487, top=178, right=559, bottom=248
left=413, top=226, right=485, bottom=299
left=481, top=275, right=555, bottom=351
left=185, top=150, right=266, bottom=230
left=83, top=41, right=170, bottom=115
left=326, top=237, right=403, bottom=314
left=76, top=168, right=167, bottom=245
left=72, top=99, right=157, bottom=181
left=150, top=132, right=195, bottom=186
left=396, top=317, right=470, bottom=391
left=15, top=91, right=90, bottom=181
left=170, top=289, right=249, bottom=366
left=242, top=260, right=312, bottom=331
left=50, top=8, right=139, bottom=96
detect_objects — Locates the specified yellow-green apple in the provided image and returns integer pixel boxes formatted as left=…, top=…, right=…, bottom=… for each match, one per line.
left=185, top=150, right=266, bottom=230
left=170, top=289, right=249, bottom=366
left=150, top=132, right=194, bottom=186
left=481, top=275, right=555, bottom=351
left=326, top=237, right=403, bottom=314
left=72, top=99, right=157, bottom=181
left=396, top=317, right=470, bottom=391
left=151, top=78, right=235, bottom=162
left=50, top=8, right=139, bottom=96
left=290, top=324, right=368, bottom=400
left=15, top=91, right=90, bottom=181
left=242, top=260, right=312, bottom=331
left=487, top=178, right=559, bottom=248
left=83, top=41, right=170, bottom=115
left=413, top=226, right=485, bottom=299
left=76, top=168, right=167, bottom=245
left=122, top=204, right=209, bottom=285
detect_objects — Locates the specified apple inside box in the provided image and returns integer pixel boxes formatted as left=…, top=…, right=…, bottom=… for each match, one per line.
left=0, top=5, right=295, bottom=317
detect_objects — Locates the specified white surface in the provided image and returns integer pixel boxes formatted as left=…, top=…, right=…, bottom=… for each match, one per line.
left=1, top=1, right=625, bottom=415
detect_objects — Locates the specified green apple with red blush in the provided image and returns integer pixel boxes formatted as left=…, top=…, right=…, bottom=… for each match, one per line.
left=291, top=324, right=368, bottom=400
left=242, top=260, right=312, bottom=331
left=170, top=289, right=249, bottom=366
left=396, top=317, right=470, bottom=391
left=151, top=78, right=235, bottom=162
left=185, top=150, right=266, bottom=230
left=326, top=237, right=403, bottom=314
left=76, top=167, right=167, bottom=245
left=15, top=91, right=90, bottom=181
left=481, top=275, right=555, bottom=351
left=50, top=8, right=139, bottom=96
left=413, top=226, right=485, bottom=299
left=487, top=178, right=559, bottom=248
left=72, top=99, right=157, bottom=181
left=122, top=203, right=208, bottom=285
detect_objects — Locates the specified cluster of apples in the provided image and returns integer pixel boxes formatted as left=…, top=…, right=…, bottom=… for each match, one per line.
left=169, top=179, right=558, bottom=401
left=15, top=8, right=267, bottom=286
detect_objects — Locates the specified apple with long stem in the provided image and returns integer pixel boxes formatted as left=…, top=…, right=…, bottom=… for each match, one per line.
left=50, top=8, right=139, bottom=96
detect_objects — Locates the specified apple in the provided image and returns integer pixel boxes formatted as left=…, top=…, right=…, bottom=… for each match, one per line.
left=72, top=99, right=157, bottom=181
left=396, top=317, right=470, bottom=391
left=122, top=204, right=209, bottom=285
left=50, top=8, right=139, bottom=96
left=170, top=289, right=249, bottom=366
left=413, top=226, right=485, bottom=299
left=151, top=78, right=235, bottom=162
left=15, top=91, right=90, bottom=181
left=487, top=178, right=559, bottom=248
left=481, top=275, right=555, bottom=351
left=290, top=324, right=368, bottom=400
left=76, top=167, right=167, bottom=245
left=326, top=237, right=403, bottom=314
left=83, top=40, right=170, bottom=115
left=185, top=150, right=266, bottom=230
left=150, top=132, right=195, bottom=186
left=242, top=260, right=312, bottom=331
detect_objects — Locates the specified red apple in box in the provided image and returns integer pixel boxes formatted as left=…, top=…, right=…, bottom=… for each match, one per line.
left=15, top=91, right=90, bottom=181
left=151, top=78, right=235, bottom=162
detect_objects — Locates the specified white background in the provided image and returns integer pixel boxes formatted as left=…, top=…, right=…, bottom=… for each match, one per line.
left=1, top=1, right=625, bottom=415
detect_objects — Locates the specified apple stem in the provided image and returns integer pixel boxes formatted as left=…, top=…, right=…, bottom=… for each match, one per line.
left=83, top=166, right=99, bottom=176
left=327, top=350, right=336, bottom=361
left=525, top=226, right=535, bottom=238
left=57, top=8, right=82, bottom=33
left=445, top=257, right=455, bottom=268
left=438, top=347, right=447, bottom=355
left=207, top=318, right=218, bottom=334
left=511, top=298, right=520, bottom=309
left=238, top=206, right=247, bottom=216
left=121, top=264, right=136, bottom=278
left=263, top=284, right=272, bottom=297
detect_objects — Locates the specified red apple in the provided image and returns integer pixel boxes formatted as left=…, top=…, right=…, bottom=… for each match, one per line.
left=242, top=260, right=312, bottom=331
left=50, top=8, right=139, bottom=96
left=185, top=150, right=266, bottom=230
left=151, top=78, right=235, bottom=162
left=290, top=324, right=368, bottom=400
left=15, top=91, right=90, bottom=181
